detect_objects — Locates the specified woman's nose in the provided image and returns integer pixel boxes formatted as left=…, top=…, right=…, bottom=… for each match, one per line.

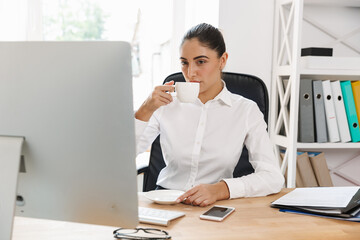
left=187, top=63, right=197, bottom=77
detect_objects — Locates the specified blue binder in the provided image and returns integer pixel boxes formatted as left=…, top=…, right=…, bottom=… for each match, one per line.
left=340, top=81, right=360, bottom=142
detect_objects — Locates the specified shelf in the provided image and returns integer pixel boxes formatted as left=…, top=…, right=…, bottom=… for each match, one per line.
left=300, top=70, right=360, bottom=80
left=300, top=57, right=360, bottom=79
left=272, top=0, right=360, bottom=187
left=276, top=66, right=360, bottom=80
left=304, top=0, right=360, bottom=7
left=297, top=142, right=360, bottom=149
left=274, top=135, right=360, bottom=149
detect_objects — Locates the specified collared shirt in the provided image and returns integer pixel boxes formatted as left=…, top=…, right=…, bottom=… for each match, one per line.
left=135, top=82, right=284, bottom=199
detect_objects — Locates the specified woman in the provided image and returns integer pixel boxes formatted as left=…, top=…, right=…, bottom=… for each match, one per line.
left=135, top=23, right=284, bottom=207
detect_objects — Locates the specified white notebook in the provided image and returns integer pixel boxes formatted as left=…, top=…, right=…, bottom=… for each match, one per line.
left=272, top=187, right=359, bottom=208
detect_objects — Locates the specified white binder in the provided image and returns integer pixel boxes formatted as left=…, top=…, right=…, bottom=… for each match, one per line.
left=331, top=81, right=351, bottom=143
left=322, top=80, right=340, bottom=142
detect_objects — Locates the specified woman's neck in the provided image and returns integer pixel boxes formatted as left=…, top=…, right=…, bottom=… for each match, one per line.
left=198, top=80, right=224, bottom=104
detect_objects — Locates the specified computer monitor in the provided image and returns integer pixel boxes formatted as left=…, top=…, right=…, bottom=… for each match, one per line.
left=0, top=41, right=139, bottom=240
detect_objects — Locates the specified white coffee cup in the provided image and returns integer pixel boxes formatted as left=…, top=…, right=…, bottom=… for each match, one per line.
left=171, top=82, right=199, bottom=103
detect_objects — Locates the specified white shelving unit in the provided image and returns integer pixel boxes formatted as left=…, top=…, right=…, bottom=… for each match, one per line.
left=270, top=0, right=360, bottom=187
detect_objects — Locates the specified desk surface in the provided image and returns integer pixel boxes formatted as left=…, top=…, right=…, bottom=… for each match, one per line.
left=13, top=189, right=360, bottom=240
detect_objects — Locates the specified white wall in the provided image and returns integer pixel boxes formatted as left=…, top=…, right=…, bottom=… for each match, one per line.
left=219, top=0, right=275, bottom=90
left=302, top=6, right=360, bottom=57
left=0, top=0, right=28, bottom=40
left=171, top=0, right=219, bottom=74
left=218, top=1, right=360, bottom=186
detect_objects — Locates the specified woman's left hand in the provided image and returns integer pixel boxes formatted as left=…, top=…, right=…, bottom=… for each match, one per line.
left=176, top=181, right=230, bottom=207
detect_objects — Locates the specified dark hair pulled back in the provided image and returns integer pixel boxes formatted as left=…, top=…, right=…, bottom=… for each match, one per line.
left=181, top=23, right=226, bottom=58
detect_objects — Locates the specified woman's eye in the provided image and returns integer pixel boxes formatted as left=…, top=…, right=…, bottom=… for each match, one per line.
left=197, top=60, right=206, bottom=64
left=180, top=61, right=188, bottom=66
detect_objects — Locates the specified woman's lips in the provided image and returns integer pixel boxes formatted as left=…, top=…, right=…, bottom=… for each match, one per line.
left=190, top=80, right=200, bottom=83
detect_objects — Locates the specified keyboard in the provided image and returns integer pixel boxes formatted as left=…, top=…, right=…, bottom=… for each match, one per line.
left=138, top=207, right=185, bottom=226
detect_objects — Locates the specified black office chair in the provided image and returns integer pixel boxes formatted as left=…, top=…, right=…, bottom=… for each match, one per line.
left=137, top=72, right=269, bottom=192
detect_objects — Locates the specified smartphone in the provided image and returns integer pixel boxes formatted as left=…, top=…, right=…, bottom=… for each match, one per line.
left=199, top=205, right=235, bottom=222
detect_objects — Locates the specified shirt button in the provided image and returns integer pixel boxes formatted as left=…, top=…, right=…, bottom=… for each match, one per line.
left=197, top=141, right=200, bottom=145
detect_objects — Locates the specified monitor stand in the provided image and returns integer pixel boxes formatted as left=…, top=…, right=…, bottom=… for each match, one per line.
left=0, top=136, right=24, bottom=240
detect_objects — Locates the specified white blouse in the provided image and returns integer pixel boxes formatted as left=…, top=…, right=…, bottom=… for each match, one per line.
left=135, top=83, right=284, bottom=199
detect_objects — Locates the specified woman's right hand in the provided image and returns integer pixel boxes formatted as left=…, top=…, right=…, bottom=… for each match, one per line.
left=135, top=81, right=175, bottom=122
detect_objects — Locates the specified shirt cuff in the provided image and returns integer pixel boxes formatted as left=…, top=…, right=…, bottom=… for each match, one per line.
left=134, top=118, right=149, bottom=138
left=222, top=178, right=246, bottom=199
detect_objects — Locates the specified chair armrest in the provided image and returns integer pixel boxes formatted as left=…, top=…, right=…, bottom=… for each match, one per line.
left=137, top=165, right=149, bottom=175
left=136, top=152, right=150, bottom=175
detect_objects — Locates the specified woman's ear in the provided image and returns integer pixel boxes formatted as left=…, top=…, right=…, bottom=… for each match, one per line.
left=220, top=52, right=228, bottom=70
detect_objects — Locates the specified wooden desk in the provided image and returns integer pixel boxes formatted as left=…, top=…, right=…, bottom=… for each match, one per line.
left=13, top=189, right=360, bottom=240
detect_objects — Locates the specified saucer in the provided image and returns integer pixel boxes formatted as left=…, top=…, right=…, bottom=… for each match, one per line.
left=144, top=190, right=185, bottom=205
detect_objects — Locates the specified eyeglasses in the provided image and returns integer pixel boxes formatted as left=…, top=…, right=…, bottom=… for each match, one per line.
left=113, top=227, right=171, bottom=240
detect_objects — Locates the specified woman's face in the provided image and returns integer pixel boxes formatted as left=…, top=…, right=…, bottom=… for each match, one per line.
left=180, top=38, right=228, bottom=102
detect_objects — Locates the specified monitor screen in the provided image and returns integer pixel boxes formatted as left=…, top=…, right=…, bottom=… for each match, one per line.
left=0, top=41, right=138, bottom=239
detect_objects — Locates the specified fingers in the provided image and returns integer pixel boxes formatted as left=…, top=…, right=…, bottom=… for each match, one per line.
left=135, top=81, right=175, bottom=121
left=155, top=85, right=175, bottom=93
left=188, top=192, right=213, bottom=207
left=176, top=187, right=198, bottom=203
left=148, top=84, right=174, bottom=108
left=176, top=187, right=205, bottom=206
left=183, top=192, right=212, bottom=207
left=153, top=82, right=175, bottom=102
left=192, top=196, right=210, bottom=207
left=188, top=194, right=205, bottom=206
left=199, top=200, right=211, bottom=207
left=153, top=90, right=173, bottom=103
left=155, top=87, right=175, bottom=97
left=164, top=80, right=175, bottom=86
left=176, top=184, right=216, bottom=207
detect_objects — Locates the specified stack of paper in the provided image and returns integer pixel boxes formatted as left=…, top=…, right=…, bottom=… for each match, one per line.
left=271, top=187, right=360, bottom=221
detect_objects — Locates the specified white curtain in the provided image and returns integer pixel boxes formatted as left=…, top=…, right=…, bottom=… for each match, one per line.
left=27, top=0, right=43, bottom=40
left=0, top=0, right=42, bottom=40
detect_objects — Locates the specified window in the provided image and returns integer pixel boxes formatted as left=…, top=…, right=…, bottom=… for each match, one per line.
left=0, top=0, right=218, bottom=109
left=42, top=0, right=173, bottom=109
